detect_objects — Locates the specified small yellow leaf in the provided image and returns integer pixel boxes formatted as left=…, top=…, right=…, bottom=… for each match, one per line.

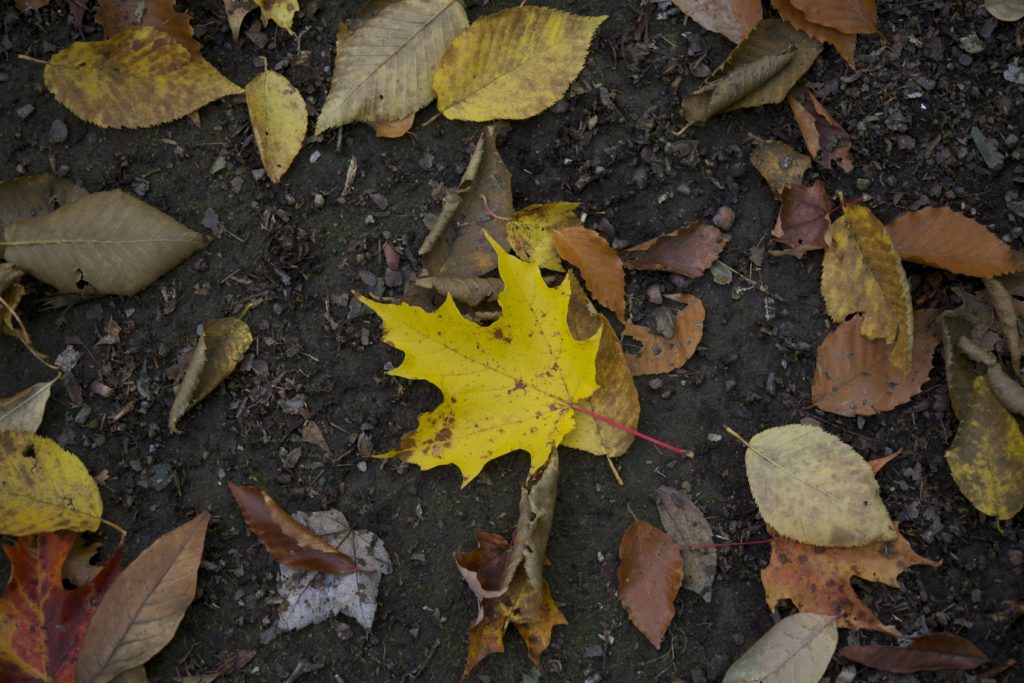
left=361, top=242, right=600, bottom=485
left=253, top=0, right=298, bottom=33
left=169, top=318, right=254, bottom=433
left=946, top=376, right=1024, bottom=520
left=0, top=431, right=102, bottom=535
left=43, top=27, right=242, bottom=129
left=821, top=204, right=914, bottom=373
left=245, top=70, right=307, bottom=183
left=506, top=203, right=580, bottom=273
left=434, top=6, right=606, bottom=122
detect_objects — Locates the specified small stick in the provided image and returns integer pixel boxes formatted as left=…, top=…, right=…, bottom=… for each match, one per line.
left=570, top=402, right=693, bottom=457
left=481, top=195, right=511, bottom=222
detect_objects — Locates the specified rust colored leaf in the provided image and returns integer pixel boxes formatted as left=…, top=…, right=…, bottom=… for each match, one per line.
left=790, top=0, right=877, bottom=34
left=623, top=293, right=705, bottom=376
left=0, top=533, right=121, bottom=683
left=771, top=180, right=830, bottom=255
left=788, top=85, right=853, bottom=173
left=229, top=482, right=360, bottom=574
left=621, top=221, right=730, bottom=278
left=841, top=633, right=988, bottom=673
left=887, top=207, right=1024, bottom=278
left=770, top=0, right=857, bottom=66
left=97, top=0, right=201, bottom=59
left=369, top=114, right=415, bottom=139
left=751, top=140, right=811, bottom=195
left=618, top=520, right=683, bottom=649
left=813, top=310, right=939, bottom=416
left=761, top=527, right=940, bottom=636
left=554, top=226, right=625, bottom=321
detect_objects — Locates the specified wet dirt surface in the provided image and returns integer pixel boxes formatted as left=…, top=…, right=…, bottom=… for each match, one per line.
left=2, top=0, right=1023, bottom=681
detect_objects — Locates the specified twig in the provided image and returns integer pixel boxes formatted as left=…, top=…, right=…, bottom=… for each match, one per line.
left=570, top=402, right=693, bottom=457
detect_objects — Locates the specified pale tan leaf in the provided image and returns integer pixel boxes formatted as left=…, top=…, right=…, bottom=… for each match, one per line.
left=77, top=513, right=210, bottom=683
left=887, top=207, right=1024, bottom=277
left=986, top=364, right=1024, bottom=417
left=986, top=0, right=1024, bottom=21
left=984, top=278, right=1021, bottom=378
left=223, top=0, right=255, bottom=41
left=790, top=0, right=876, bottom=34
left=2, top=190, right=210, bottom=295
left=723, top=613, right=838, bottom=683
left=0, top=377, right=57, bottom=433
left=671, top=0, right=761, bottom=43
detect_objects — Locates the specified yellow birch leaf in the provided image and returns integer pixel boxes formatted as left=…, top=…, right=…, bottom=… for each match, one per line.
left=245, top=70, right=307, bottom=183
left=315, top=0, right=468, bottom=133
left=253, top=0, right=298, bottom=34
left=43, top=27, right=242, bottom=129
left=946, top=376, right=1024, bottom=520
left=742, top=424, right=896, bottom=547
left=433, top=6, right=606, bottom=122
left=361, top=240, right=600, bottom=485
left=0, top=431, right=102, bottom=535
left=821, top=204, right=914, bottom=373
left=506, top=203, right=581, bottom=273
left=169, top=318, right=253, bottom=433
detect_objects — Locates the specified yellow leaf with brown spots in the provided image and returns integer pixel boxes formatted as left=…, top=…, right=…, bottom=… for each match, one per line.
left=946, top=376, right=1024, bottom=520
left=361, top=241, right=600, bottom=485
left=245, top=70, right=307, bottom=183
left=43, top=27, right=242, bottom=129
left=821, top=204, right=914, bottom=373
left=253, top=0, right=298, bottom=34
left=433, top=6, right=606, bottom=122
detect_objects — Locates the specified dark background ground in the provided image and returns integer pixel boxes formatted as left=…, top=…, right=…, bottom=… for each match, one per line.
left=2, top=0, right=1023, bottom=681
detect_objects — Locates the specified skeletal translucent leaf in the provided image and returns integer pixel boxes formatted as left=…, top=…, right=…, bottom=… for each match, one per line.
left=554, top=226, right=625, bottom=321
left=945, top=376, right=1024, bottom=520
left=743, top=424, right=896, bottom=546
left=671, top=0, right=761, bottom=43
left=0, top=378, right=56, bottom=433
left=246, top=70, right=307, bottom=183
left=507, top=203, right=581, bottom=273
left=0, top=431, right=102, bottom=535
left=361, top=243, right=600, bottom=485
left=888, top=207, right=1024, bottom=277
left=770, top=0, right=856, bottom=67
left=253, top=0, right=298, bottom=33
left=169, top=318, right=253, bottom=433
left=723, top=613, right=837, bottom=683
left=434, top=6, right=606, bottom=121
left=315, top=0, right=467, bottom=133
left=821, top=204, right=913, bottom=373
left=681, top=18, right=822, bottom=124
left=44, top=27, right=242, bottom=129
left=2, top=189, right=210, bottom=295
left=96, top=0, right=201, bottom=58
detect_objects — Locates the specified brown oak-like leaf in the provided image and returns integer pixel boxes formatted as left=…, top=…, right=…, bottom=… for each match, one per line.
left=0, top=533, right=121, bottom=683
left=840, top=633, right=988, bottom=673
left=229, top=482, right=360, bottom=574
left=623, top=293, right=705, bottom=376
left=618, top=520, right=683, bottom=649
left=771, top=180, right=830, bottom=255
left=554, top=226, right=625, bottom=321
left=887, top=207, right=1024, bottom=277
left=97, top=0, right=201, bottom=58
left=788, top=85, right=853, bottom=172
left=621, top=222, right=729, bottom=278
left=751, top=141, right=811, bottom=195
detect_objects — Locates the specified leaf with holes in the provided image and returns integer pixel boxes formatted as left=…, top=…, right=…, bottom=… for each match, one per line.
left=623, top=294, right=705, bottom=376
left=617, top=520, right=683, bottom=649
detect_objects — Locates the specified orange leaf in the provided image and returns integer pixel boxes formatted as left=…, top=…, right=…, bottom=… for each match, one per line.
left=770, top=0, right=857, bottom=66
left=623, top=293, right=705, bottom=376
left=771, top=180, right=831, bottom=255
left=229, top=482, right=360, bottom=574
left=0, top=533, right=121, bottom=683
left=761, top=527, right=940, bottom=636
left=97, top=0, right=201, bottom=59
left=617, top=520, right=683, bottom=649
left=813, top=310, right=939, bottom=416
left=621, top=221, right=730, bottom=277
left=789, top=0, right=877, bottom=34
left=369, top=113, right=415, bottom=139
left=887, top=206, right=1024, bottom=277
left=554, top=226, right=626, bottom=321
left=788, top=85, right=854, bottom=173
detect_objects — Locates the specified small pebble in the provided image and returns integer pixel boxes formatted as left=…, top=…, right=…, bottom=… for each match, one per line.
left=646, top=283, right=663, bottom=305
left=384, top=268, right=403, bottom=288
left=15, top=103, right=34, bottom=120
left=712, top=205, right=735, bottom=230
left=48, top=119, right=68, bottom=143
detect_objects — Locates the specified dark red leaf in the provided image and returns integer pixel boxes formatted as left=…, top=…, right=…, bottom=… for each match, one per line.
left=840, top=633, right=988, bottom=673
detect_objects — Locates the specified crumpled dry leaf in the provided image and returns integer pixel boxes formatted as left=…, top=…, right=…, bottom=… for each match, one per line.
left=274, top=510, right=391, bottom=633
left=506, top=202, right=580, bottom=273
left=750, top=141, right=811, bottom=195
left=656, top=486, right=716, bottom=602
left=771, top=180, right=830, bottom=255
left=245, top=70, right=307, bottom=183
left=681, top=18, right=822, bottom=125
left=724, top=613, right=838, bottom=683
left=617, top=519, right=683, bottom=649
left=788, top=84, right=854, bottom=172
left=0, top=377, right=57, bottom=433
left=887, top=207, right=1024, bottom=277
left=96, top=0, right=201, bottom=58
left=671, top=0, right=761, bottom=43
left=0, top=264, right=53, bottom=369
left=620, top=221, right=730, bottom=278
left=168, top=318, right=253, bottom=433
left=420, top=126, right=513, bottom=278
left=770, top=0, right=857, bottom=66
left=623, top=293, right=705, bottom=376
left=554, top=226, right=625, bottom=321
left=984, top=277, right=1022, bottom=378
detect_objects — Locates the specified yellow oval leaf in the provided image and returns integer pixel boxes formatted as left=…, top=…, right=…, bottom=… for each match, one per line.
left=169, top=318, right=253, bottom=433
left=245, top=70, right=307, bottom=183
left=0, top=431, right=102, bottom=535
left=254, top=0, right=298, bottom=33
left=44, top=27, right=242, bottom=129
left=434, top=6, right=606, bottom=122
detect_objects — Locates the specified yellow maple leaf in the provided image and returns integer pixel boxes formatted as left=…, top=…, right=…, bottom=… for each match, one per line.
left=821, top=204, right=914, bottom=372
left=361, top=241, right=600, bottom=485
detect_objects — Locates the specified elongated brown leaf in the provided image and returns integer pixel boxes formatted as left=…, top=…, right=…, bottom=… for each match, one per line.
left=887, top=207, right=1024, bottom=277
left=0, top=377, right=57, bottom=432
left=2, top=190, right=210, bottom=295
left=617, top=520, right=682, bottom=649
left=229, top=482, right=359, bottom=574
left=840, top=633, right=988, bottom=673
left=656, top=486, right=716, bottom=602
left=554, top=226, right=625, bottom=321
left=77, top=513, right=209, bottom=683
left=788, top=85, right=853, bottom=172
left=621, top=222, right=729, bottom=278
left=168, top=317, right=253, bottom=433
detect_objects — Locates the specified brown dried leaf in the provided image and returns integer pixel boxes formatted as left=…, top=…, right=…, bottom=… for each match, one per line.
left=751, top=141, right=812, bottom=195
left=623, top=293, right=705, bottom=376
left=790, top=0, right=877, bottom=34
left=554, top=226, right=625, bottom=321
left=788, top=85, right=854, bottom=172
left=984, top=277, right=1023, bottom=379
left=621, top=221, right=730, bottom=278
left=770, top=0, right=857, bottom=66
left=229, top=482, right=360, bottom=574
left=413, top=275, right=503, bottom=307
left=887, top=207, right=1024, bottom=277
left=656, top=486, right=716, bottom=602
left=841, top=633, right=988, bottom=674
left=369, top=113, right=415, bottom=139
left=618, top=520, right=683, bottom=649
left=97, top=0, right=202, bottom=59
left=771, top=180, right=830, bottom=254
left=671, top=0, right=762, bottom=43
left=812, top=310, right=938, bottom=416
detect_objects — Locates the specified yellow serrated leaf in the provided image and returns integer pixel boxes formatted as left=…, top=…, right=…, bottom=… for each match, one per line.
left=361, top=240, right=600, bottom=485
left=0, top=431, right=102, bottom=535
left=169, top=318, right=253, bottom=433
left=254, top=0, right=298, bottom=33
left=246, top=70, right=307, bottom=183
left=946, top=376, right=1024, bottom=520
left=821, top=204, right=914, bottom=372
left=433, top=6, right=606, bottom=122
left=506, top=203, right=581, bottom=273
left=43, top=27, right=242, bottom=129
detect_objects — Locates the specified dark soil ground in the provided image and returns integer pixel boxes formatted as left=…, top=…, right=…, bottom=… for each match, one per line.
left=2, top=0, right=1023, bottom=681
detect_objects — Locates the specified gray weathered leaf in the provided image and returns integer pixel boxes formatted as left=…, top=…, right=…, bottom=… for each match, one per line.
left=656, top=485, right=716, bottom=602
